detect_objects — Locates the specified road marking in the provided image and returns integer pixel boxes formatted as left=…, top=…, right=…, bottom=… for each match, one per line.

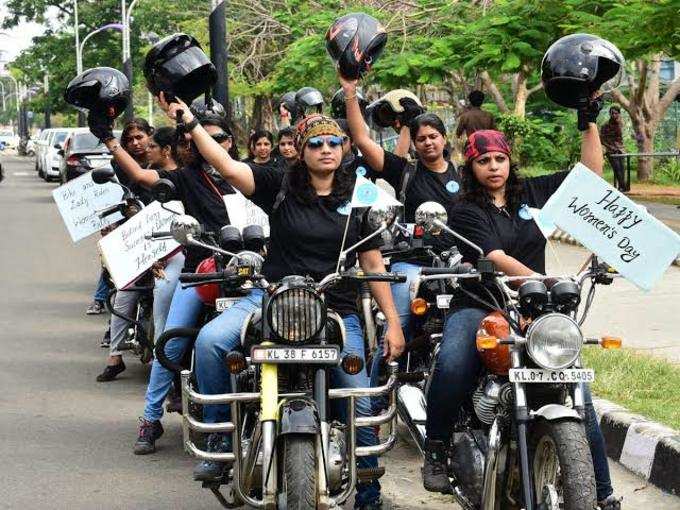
left=13, top=172, right=29, bottom=176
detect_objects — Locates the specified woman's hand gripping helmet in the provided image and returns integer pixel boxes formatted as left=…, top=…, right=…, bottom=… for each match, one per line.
left=326, top=12, right=388, bottom=80
left=144, top=33, right=217, bottom=104
left=541, top=33, right=624, bottom=109
left=64, top=67, right=129, bottom=119
left=365, top=89, right=425, bottom=129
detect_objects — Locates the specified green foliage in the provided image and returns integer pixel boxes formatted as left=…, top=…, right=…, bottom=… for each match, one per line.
left=496, top=111, right=581, bottom=169
left=652, top=159, right=680, bottom=186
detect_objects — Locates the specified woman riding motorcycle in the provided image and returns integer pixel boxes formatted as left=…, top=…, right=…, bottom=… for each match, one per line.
left=424, top=121, right=620, bottom=509
left=88, top=105, right=239, bottom=454
left=159, top=93, right=405, bottom=510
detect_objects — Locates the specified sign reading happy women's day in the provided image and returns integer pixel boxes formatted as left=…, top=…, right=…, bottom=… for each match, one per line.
left=52, top=172, right=124, bottom=242
left=98, top=201, right=183, bottom=289
left=539, top=163, right=680, bottom=291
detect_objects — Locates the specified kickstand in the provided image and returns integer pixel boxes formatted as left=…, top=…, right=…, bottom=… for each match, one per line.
left=203, top=480, right=243, bottom=509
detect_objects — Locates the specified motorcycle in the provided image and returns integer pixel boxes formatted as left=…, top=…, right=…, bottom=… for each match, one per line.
left=168, top=204, right=405, bottom=509
left=92, top=166, right=156, bottom=363
left=395, top=201, right=622, bottom=510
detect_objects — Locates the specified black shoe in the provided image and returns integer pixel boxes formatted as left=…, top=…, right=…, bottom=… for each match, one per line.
left=422, top=439, right=452, bottom=494
left=354, top=498, right=383, bottom=510
left=134, top=418, right=164, bottom=455
left=193, top=433, right=232, bottom=481
left=165, top=393, right=183, bottom=414
left=86, top=300, right=105, bottom=315
left=100, top=329, right=111, bottom=348
left=96, top=361, right=126, bottom=382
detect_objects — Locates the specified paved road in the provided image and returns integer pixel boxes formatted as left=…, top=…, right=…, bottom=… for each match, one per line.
left=1, top=153, right=679, bottom=509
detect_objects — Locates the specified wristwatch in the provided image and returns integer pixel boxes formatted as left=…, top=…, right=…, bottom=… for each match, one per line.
left=184, top=117, right=199, bottom=132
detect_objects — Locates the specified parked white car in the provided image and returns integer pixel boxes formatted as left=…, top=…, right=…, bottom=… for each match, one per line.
left=34, top=129, right=53, bottom=172
left=0, top=129, right=18, bottom=150
left=40, top=128, right=73, bottom=181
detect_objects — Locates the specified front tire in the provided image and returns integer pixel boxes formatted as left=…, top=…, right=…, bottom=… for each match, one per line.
left=529, top=420, right=596, bottom=510
left=280, top=434, right=316, bottom=510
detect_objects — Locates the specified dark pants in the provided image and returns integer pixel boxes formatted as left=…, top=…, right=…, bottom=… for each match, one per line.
left=607, top=153, right=628, bottom=191
left=426, top=308, right=613, bottom=501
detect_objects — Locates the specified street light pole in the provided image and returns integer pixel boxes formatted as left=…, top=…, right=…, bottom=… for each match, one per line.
left=209, top=0, right=229, bottom=119
left=73, top=0, right=85, bottom=126
left=122, top=0, right=141, bottom=122
left=44, top=73, right=51, bottom=129
left=0, top=81, right=6, bottom=112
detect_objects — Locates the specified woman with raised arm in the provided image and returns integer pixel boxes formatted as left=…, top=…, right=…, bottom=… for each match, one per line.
left=158, top=93, right=405, bottom=510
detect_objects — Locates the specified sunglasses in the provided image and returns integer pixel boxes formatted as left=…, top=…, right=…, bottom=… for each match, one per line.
left=211, top=132, right=232, bottom=144
left=306, top=135, right=346, bottom=149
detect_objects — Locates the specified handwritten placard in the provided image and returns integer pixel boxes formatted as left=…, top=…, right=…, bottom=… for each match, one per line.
left=539, top=163, right=680, bottom=291
left=52, top=172, right=124, bottom=242
left=223, top=191, right=270, bottom=236
left=98, top=201, right=183, bottom=289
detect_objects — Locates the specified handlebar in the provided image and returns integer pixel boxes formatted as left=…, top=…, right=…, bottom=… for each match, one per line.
left=98, top=203, right=123, bottom=219
left=345, top=272, right=407, bottom=283
left=146, top=231, right=172, bottom=240
left=420, top=264, right=472, bottom=276
left=178, top=268, right=237, bottom=284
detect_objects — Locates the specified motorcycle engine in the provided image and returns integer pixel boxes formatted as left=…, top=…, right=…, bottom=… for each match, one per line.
left=471, top=377, right=513, bottom=425
left=327, top=424, right=347, bottom=492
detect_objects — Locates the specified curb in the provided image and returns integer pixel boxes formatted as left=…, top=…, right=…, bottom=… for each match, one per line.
left=593, top=397, right=680, bottom=495
left=548, top=230, right=680, bottom=267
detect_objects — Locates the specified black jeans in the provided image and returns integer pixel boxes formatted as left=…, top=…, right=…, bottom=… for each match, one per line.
left=607, top=153, right=628, bottom=191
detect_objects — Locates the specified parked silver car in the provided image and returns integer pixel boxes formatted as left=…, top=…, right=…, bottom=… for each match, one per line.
left=58, top=128, right=121, bottom=184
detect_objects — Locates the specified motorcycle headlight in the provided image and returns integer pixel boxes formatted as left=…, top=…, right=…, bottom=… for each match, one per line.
left=526, top=313, right=583, bottom=370
left=266, top=286, right=326, bottom=344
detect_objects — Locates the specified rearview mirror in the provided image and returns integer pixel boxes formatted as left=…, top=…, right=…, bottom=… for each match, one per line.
left=91, top=166, right=116, bottom=184
left=365, top=204, right=398, bottom=230
left=415, top=201, right=448, bottom=235
left=152, top=178, right=177, bottom=203
left=53, top=144, right=61, bottom=149
left=170, top=215, right=202, bottom=245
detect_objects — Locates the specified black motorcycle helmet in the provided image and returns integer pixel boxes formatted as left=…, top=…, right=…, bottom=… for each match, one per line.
left=330, top=87, right=368, bottom=119
left=64, top=67, right=129, bottom=118
left=295, top=87, right=324, bottom=117
left=541, top=33, right=624, bottom=109
left=326, top=13, right=387, bottom=80
left=278, top=91, right=303, bottom=122
left=365, top=89, right=424, bottom=129
left=144, top=33, right=217, bottom=104
left=190, top=97, right=226, bottom=119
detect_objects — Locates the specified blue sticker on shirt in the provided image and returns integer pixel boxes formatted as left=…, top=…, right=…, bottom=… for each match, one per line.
left=518, top=204, right=532, bottom=220
left=445, top=180, right=460, bottom=194
left=337, top=202, right=351, bottom=216
left=356, top=166, right=367, bottom=177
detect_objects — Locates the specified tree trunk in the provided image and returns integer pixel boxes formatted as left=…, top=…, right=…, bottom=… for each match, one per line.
left=513, top=71, right=528, bottom=119
left=251, top=95, right=265, bottom=131
left=480, top=71, right=510, bottom=114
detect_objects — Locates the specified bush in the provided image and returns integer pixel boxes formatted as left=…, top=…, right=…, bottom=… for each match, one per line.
left=496, top=112, right=581, bottom=171
left=652, top=158, right=680, bottom=185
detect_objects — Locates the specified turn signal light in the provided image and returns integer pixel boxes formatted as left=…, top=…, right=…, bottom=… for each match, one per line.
left=476, top=335, right=499, bottom=350
left=410, top=298, right=429, bottom=316
left=601, top=336, right=622, bottom=349
left=224, top=351, right=247, bottom=374
left=341, top=354, right=364, bottom=375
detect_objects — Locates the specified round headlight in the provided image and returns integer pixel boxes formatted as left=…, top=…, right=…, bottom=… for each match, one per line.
left=526, top=313, right=583, bottom=370
left=267, top=287, right=326, bottom=344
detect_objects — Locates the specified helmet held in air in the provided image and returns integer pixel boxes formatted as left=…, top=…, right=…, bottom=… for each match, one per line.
left=278, top=91, right=303, bottom=122
left=295, top=87, right=324, bottom=117
left=541, top=33, right=624, bottom=109
left=144, top=33, right=217, bottom=104
left=330, top=87, right=368, bottom=119
left=64, top=67, right=130, bottom=118
left=326, top=12, right=387, bottom=80
left=366, top=89, right=424, bottom=129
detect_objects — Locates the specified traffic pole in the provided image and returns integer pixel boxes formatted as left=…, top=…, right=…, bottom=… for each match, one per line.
left=122, top=0, right=134, bottom=122
left=209, top=0, right=229, bottom=120
left=44, top=73, right=51, bottom=129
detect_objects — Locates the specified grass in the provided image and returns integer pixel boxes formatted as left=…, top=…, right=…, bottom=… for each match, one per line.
left=583, top=348, right=680, bottom=431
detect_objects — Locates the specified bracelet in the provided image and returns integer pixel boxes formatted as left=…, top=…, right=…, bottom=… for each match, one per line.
left=109, top=142, right=121, bottom=154
left=184, top=117, right=199, bottom=132
left=344, top=93, right=358, bottom=101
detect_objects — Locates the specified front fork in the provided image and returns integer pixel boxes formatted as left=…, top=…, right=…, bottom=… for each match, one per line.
left=511, top=349, right=535, bottom=510
left=259, top=350, right=279, bottom=509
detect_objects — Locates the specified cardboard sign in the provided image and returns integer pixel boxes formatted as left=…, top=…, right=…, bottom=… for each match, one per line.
left=52, top=172, right=124, bottom=242
left=223, top=191, right=270, bottom=236
left=539, top=163, right=680, bottom=291
left=98, top=201, right=183, bottom=289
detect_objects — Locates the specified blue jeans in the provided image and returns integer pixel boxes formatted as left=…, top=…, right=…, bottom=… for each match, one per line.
left=143, top=283, right=204, bottom=422
left=195, top=303, right=380, bottom=505
left=369, top=261, right=421, bottom=388
left=152, top=252, right=185, bottom=341
left=427, top=307, right=613, bottom=501
left=93, top=270, right=110, bottom=302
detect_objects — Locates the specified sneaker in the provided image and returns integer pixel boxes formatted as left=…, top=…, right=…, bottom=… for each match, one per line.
left=598, top=495, right=622, bottom=510
left=422, top=439, right=452, bottom=494
left=134, top=418, right=164, bottom=455
left=100, top=329, right=111, bottom=348
left=86, top=300, right=105, bottom=315
left=193, top=433, right=232, bottom=481
left=96, top=361, right=126, bottom=382
left=165, top=393, right=183, bottom=414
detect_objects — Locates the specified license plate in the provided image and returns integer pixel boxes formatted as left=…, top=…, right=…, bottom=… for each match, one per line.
left=250, top=345, right=340, bottom=364
left=509, top=369, right=595, bottom=384
left=436, top=294, right=452, bottom=309
left=88, top=158, right=110, bottom=168
left=215, top=297, right=239, bottom=312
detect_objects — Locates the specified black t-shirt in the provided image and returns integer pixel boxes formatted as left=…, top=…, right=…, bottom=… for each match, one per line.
left=244, top=157, right=282, bottom=173
left=157, top=164, right=234, bottom=271
left=113, top=160, right=155, bottom=205
left=446, top=171, right=569, bottom=310
left=248, top=166, right=382, bottom=317
left=375, top=151, right=461, bottom=222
